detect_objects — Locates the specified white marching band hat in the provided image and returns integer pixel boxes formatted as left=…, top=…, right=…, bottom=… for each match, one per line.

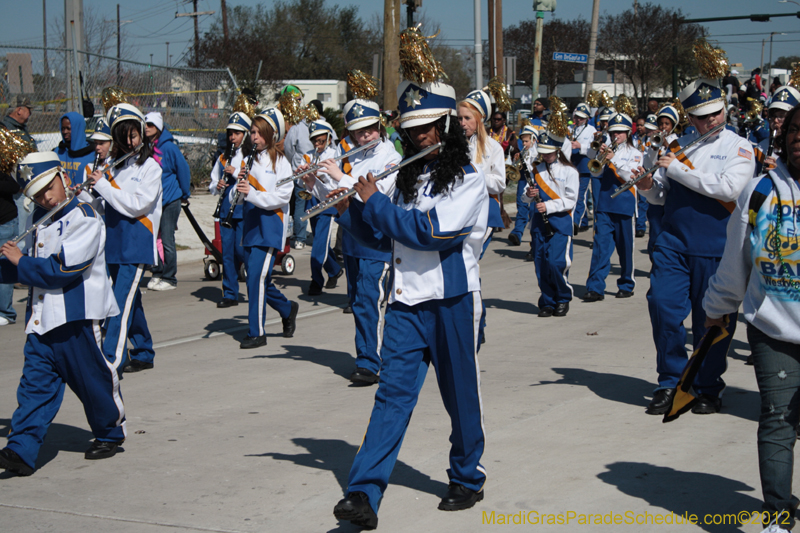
left=343, top=99, right=382, bottom=131
left=16, top=152, right=64, bottom=198
left=256, top=107, right=286, bottom=143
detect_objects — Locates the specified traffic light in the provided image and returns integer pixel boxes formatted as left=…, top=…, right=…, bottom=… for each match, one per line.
left=534, top=0, right=556, bottom=12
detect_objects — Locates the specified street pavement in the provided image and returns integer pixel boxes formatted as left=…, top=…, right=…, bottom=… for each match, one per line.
left=0, top=194, right=784, bottom=532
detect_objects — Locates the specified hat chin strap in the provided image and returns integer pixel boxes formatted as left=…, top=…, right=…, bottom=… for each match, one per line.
left=444, top=113, right=451, bottom=134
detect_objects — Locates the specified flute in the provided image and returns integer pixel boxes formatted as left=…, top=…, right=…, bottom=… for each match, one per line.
left=300, top=142, right=441, bottom=222
left=275, top=138, right=381, bottom=188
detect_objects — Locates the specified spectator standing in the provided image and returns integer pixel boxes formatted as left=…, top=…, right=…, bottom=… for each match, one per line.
left=54, top=112, right=95, bottom=186
left=2, top=96, right=34, bottom=237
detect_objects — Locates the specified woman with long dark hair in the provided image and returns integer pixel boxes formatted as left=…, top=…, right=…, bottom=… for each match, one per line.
left=332, top=78, right=489, bottom=529
left=703, top=104, right=800, bottom=533
left=85, top=103, right=162, bottom=375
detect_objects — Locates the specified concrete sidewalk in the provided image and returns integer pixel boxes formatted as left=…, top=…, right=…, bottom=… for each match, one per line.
left=0, top=203, right=780, bottom=533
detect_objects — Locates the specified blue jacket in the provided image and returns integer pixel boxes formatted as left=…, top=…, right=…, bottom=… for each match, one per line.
left=154, top=129, right=192, bottom=205
left=55, top=112, right=95, bottom=186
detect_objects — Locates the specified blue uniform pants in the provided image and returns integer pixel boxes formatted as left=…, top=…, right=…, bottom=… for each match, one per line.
left=8, top=320, right=126, bottom=470
left=310, top=214, right=342, bottom=287
left=647, top=246, right=736, bottom=396
left=245, top=246, right=292, bottom=338
left=532, top=231, right=573, bottom=309
left=105, top=263, right=154, bottom=372
left=343, top=255, right=389, bottom=374
left=510, top=179, right=530, bottom=239
left=647, top=204, right=665, bottom=258
left=347, top=292, right=486, bottom=514
left=586, top=212, right=635, bottom=294
left=220, top=217, right=245, bottom=301
left=590, top=177, right=601, bottom=228
left=573, top=175, right=592, bottom=229
left=636, top=195, right=649, bottom=232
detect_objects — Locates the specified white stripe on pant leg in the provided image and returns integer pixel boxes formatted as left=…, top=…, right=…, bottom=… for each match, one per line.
left=257, top=248, right=274, bottom=337
left=112, top=264, right=144, bottom=370
left=562, top=236, right=574, bottom=298
left=321, top=217, right=333, bottom=269
left=375, top=262, right=390, bottom=355
left=95, top=321, right=127, bottom=436
left=471, top=291, right=487, bottom=480
left=630, top=217, right=636, bottom=290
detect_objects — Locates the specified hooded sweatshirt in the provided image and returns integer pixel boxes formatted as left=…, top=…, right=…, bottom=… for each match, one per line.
left=152, top=128, right=192, bottom=205
left=55, top=112, right=96, bottom=186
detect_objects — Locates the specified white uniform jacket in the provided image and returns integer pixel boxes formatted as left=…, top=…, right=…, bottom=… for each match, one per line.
left=521, top=160, right=580, bottom=215
left=313, top=137, right=401, bottom=204
left=468, top=135, right=506, bottom=195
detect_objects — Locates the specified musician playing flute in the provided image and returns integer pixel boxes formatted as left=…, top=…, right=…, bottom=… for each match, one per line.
left=753, top=80, right=800, bottom=176
left=634, top=42, right=756, bottom=415
left=230, top=108, right=298, bottom=349
left=0, top=152, right=124, bottom=476
left=583, top=112, right=641, bottom=302
left=209, top=111, right=252, bottom=308
left=332, top=51, right=489, bottom=529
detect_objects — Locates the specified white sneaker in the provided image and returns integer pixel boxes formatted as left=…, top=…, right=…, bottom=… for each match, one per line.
left=150, top=279, right=176, bottom=291
left=293, top=242, right=305, bottom=250
left=0, top=316, right=11, bottom=326
left=147, top=277, right=160, bottom=289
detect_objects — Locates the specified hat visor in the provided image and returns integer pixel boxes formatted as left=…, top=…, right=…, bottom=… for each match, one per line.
left=399, top=109, right=451, bottom=129
left=770, top=102, right=795, bottom=112
left=687, top=100, right=724, bottom=117
left=89, top=133, right=113, bottom=141
left=346, top=116, right=380, bottom=131
left=23, top=168, right=60, bottom=199
left=227, top=124, right=250, bottom=132
left=537, top=145, right=558, bottom=154
left=574, top=111, right=589, bottom=119
left=645, top=124, right=659, bottom=131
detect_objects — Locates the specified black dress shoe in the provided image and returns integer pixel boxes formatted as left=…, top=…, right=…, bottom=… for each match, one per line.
left=307, top=280, right=323, bottom=296
left=574, top=224, right=580, bottom=236
left=615, top=290, right=634, bottom=298
left=745, top=354, right=755, bottom=365
left=333, top=491, right=378, bottom=530
left=343, top=305, right=353, bottom=314
left=123, top=360, right=154, bottom=373
left=525, top=251, right=534, bottom=262
left=645, top=388, right=676, bottom=415
left=0, top=448, right=34, bottom=476
left=553, top=302, right=569, bottom=317
left=216, top=298, right=239, bottom=308
left=508, top=233, right=521, bottom=246
left=691, top=394, right=721, bottom=414
left=84, top=440, right=121, bottom=460
left=579, top=225, right=590, bottom=233
left=325, top=268, right=345, bottom=289
left=538, top=307, right=554, bottom=317
left=350, top=368, right=379, bottom=385
left=240, top=335, right=266, bottom=349
left=635, top=229, right=646, bottom=238
left=438, top=482, right=484, bottom=511
left=583, top=291, right=605, bottom=302
left=283, top=301, right=299, bottom=338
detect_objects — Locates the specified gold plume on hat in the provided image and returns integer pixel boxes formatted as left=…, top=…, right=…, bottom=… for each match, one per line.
left=746, top=97, right=763, bottom=122
left=586, top=90, right=600, bottom=108
left=301, top=103, right=320, bottom=123
left=599, top=90, right=614, bottom=108
left=614, top=94, right=634, bottom=117
left=399, top=24, right=448, bottom=84
left=484, top=76, right=515, bottom=113
left=692, top=39, right=729, bottom=80
left=0, top=128, right=36, bottom=176
left=788, top=63, right=800, bottom=89
left=101, top=87, right=131, bottom=114
left=671, top=98, right=689, bottom=128
left=232, top=93, right=257, bottom=118
left=546, top=96, right=570, bottom=138
left=347, top=70, right=379, bottom=100
left=520, top=118, right=532, bottom=129
left=278, top=92, right=303, bottom=126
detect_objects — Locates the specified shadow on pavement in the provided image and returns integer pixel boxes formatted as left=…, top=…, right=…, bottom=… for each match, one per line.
left=597, top=461, right=761, bottom=533
left=0, top=418, right=99, bottom=475
left=483, top=298, right=538, bottom=315
left=242, top=344, right=355, bottom=380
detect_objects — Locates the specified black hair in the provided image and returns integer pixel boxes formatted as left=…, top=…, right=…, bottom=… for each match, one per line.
left=491, top=110, right=507, bottom=122
left=396, top=115, right=471, bottom=204
left=309, top=99, right=323, bottom=115
left=778, top=104, right=800, bottom=165
left=110, top=120, right=154, bottom=165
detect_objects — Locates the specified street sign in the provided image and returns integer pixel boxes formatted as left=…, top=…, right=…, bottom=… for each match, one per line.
left=553, top=52, right=588, bottom=63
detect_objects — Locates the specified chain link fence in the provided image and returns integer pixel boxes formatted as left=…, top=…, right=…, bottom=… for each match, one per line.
left=0, top=45, right=238, bottom=191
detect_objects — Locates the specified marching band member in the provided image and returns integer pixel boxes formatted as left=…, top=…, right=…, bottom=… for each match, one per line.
left=87, top=119, right=112, bottom=174
left=635, top=42, right=756, bottom=415
left=85, top=103, right=162, bottom=375
left=589, top=106, right=615, bottom=229
left=302, top=119, right=344, bottom=296
left=509, top=99, right=548, bottom=245
left=0, top=152, right=124, bottom=475
left=583, top=112, right=641, bottom=302
left=230, top=108, right=299, bottom=349
left=753, top=81, right=799, bottom=176
left=524, top=118, right=579, bottom=317
left=209, top=110, right=252, bottom=308
left=633, top=115, right=659, bottom=238
left=332, top=41, right=489, bottom=526
left=570, top=103, right=597, bottom=235
left=702, top=103, right=800, bottom=533
left=310, top=91, right=400, bottom=385
left=280, top=85, right=314, bottom=250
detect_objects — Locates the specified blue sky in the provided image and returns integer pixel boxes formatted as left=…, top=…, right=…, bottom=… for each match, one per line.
left=3, top=0, right=799, bottom=73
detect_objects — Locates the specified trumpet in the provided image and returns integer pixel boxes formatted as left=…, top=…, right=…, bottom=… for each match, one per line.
left=301, top=142, right=442, bottom=222
left=221, top=143, right=258, bottom=229
left=590, top=124, right=609, bottom=151
left=611, top=121, right=726, bottom=199
left=505, top=147, right=531, bottom=182
left=587, top=141, right=618, bottom=174
left=212, top=144, right=239, bottom=219
left=276, top=138, right=381, bottom=188
left=2, top=147, right=142, bottom=259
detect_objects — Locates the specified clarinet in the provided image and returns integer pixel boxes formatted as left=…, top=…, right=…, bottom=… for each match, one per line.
left=527, top=158, right=555, bottom=238
left=766, top=127, right=779, bottom=160
left=221, top=143, right=257, bottom=229
left=212, top=144, right=238, bottom=218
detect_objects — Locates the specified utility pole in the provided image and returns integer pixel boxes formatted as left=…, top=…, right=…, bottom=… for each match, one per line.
left=585, top=0, right=600, bottom=99
left=43, top=0, right=49, bottom=101
left=487, top=0, right=503, bottom=80
left=474, top=0, right=482, bottom=89
left=117, top=4, right=121, bottom=84
left=383, top=0, right=400, bottom=110
left=193, top=0, right=199, bottom=68
left=65, top=0, right=85, bottom=114
left=532, top=10, right=543, bottom=100
left=221, top=0, right=229, bottom=46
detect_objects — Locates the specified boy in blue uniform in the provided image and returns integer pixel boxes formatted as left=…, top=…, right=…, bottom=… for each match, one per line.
left=0, top=152, right=125, bottom=476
